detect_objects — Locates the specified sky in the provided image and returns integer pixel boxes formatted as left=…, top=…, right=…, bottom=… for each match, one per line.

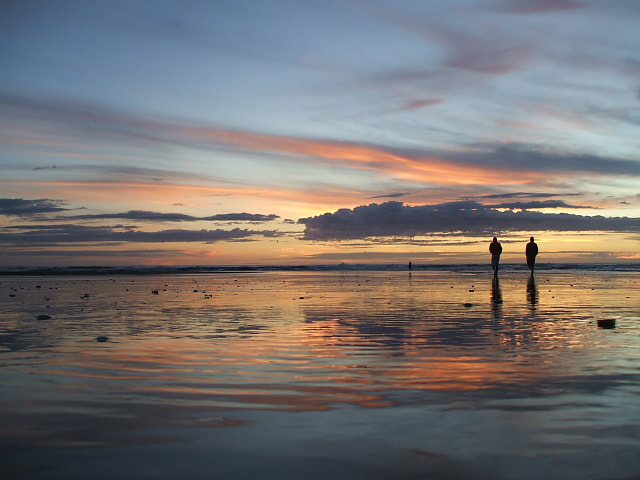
left=1, top=0, right=639, bottom=267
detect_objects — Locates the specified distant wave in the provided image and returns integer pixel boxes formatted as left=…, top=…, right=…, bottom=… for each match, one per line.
left=1, top=263, right=639, bottom=275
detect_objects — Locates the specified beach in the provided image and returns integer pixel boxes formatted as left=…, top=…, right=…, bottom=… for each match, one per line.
left=1, top=268, right=639, bottom=479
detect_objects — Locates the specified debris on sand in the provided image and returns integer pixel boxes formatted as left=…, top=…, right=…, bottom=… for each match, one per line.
left=597, top=319, right=616, bottom=329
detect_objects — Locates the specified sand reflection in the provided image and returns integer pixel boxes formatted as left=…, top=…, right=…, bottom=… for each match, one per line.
left=491, top=275, right=503, bottom=320
left=527, top=274, right=538, bottom=311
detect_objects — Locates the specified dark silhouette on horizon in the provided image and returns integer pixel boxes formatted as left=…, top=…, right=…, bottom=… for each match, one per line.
left=489, top=237, right=502, bottom=275
left=526, top=236, right=538, bottom=273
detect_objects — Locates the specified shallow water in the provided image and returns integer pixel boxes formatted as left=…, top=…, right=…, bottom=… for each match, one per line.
left=1, top=271, right=639, bottom=479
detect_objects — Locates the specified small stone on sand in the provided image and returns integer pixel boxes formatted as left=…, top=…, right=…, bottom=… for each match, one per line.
left=597, top=319, right=616, bottom=329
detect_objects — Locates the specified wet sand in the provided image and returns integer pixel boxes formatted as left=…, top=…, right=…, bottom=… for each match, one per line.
left=1, top=270, right=639, bottom=479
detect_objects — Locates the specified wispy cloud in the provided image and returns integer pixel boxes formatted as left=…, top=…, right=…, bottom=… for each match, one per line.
left=204, top=213, right=279, bottom=222
left=0, top=198, right=71, bottom=216
left=368, top=193, right=409, bottom=199
left=69, top=210, right=279, bottom=223
left=0, top=196, right=284, bottom=252
left=180, top=127, right=640, bottom=186
left=4, top=92, right=638, bottom=193
left=492, top=0, right=587, bottom=14
left=474, top=192, right=583, bottom=199
left=486, top=200, right=595, bottom=209
left=299, top=201, right=640, bottom=240
left=388, top=99, right=443, bottom=113
left=367, top=5, right=534, bottom=75
left=0, top=224, right=282, bottom=246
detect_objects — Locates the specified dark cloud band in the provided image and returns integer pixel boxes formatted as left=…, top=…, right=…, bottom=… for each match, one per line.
left=298, top=201, right=640, bottom=240
left=0, top=198, right=70, bottom=216
left=0, top=224, right=282, bottom=246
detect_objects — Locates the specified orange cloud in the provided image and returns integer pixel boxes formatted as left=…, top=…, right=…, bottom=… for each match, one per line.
left=0, top=178, right=370, bottom=215
left=177, top=126, right=547, bottom=186
left=618, top=253, right=640, bottom=260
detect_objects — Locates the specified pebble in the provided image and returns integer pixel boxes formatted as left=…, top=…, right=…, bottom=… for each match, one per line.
left=597, top=319, right=616, bottom=329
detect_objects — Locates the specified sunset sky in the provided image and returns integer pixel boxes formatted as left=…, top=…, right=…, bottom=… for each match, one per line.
left=1, top=0, right=639, bottom=266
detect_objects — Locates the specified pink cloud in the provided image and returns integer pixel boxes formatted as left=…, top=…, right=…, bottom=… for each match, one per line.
left=446, top=44, right=533, bottom=74
left=394, top=99, right=443, bottom=112
left=365, top=6, right=534, bottom=76
left=495, top=0, right=587, bottom=14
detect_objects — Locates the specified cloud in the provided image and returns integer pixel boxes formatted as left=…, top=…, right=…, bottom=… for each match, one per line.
left=456, top=145, right=640, bottom=176
left=487, top=200, right=595, bottom=209
left=475, top=192, right=582, bottom=199
left=70, top=210, right=279, bottom=222
left=368, top=193, right=409, bottom=199
left=298, top=201, right=640, bottom=240
left=72, top=210, right=199, bottom=222
left=176, top=128, right=640, bottom=184
left=446, top=44, right=532, bottom=75
left=184, top=128, right=640, bottom=187
left=4, top=92, right=639, bottom=191
left=1, top=248, right=184, bottom=258
left=0, top=224, right=282, bottom=246
left=0, top=92, right=174, bottom=148
left=370, top=7, right=534, bottom=75
left=202, top=213, right=280, bottom=222
left=0, top=198, right=70, bottom=216
left=401, top=99, right=442, bottom=110
left=493, top=0, right=587, bottom=14
left=388, top=99, right=443, bottom=113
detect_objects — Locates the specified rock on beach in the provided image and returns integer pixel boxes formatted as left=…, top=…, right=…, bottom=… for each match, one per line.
left=597, top=319, right=616, bottom=329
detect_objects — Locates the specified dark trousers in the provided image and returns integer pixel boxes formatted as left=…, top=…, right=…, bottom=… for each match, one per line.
left=527, top=255, right=536, bottom=272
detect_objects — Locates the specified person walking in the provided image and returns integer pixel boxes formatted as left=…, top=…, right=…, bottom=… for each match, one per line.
left=489, top=237, right=502, bottom=275
left=526, top=236, right=538, bottom=273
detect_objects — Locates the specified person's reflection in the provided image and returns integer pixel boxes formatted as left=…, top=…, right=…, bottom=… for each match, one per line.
left=491, top=274, right=503, bottom=319
left=527, top=274, right=538, bottom=311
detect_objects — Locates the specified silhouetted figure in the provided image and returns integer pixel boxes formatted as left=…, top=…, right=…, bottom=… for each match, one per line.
left=489, top=237, right=502, bottom=275
left=408, top=261, right=412, bottom=270
left=526, top=236, right=538, bottom=273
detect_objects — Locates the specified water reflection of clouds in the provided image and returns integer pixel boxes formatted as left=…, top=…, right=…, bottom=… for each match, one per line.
left=2, top=273, right=639, bottom=433
left=2, top=272, right=639, bottom=480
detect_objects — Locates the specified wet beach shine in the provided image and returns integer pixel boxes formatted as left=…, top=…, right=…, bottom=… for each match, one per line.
left=1, top=268, right=639, bottom=479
